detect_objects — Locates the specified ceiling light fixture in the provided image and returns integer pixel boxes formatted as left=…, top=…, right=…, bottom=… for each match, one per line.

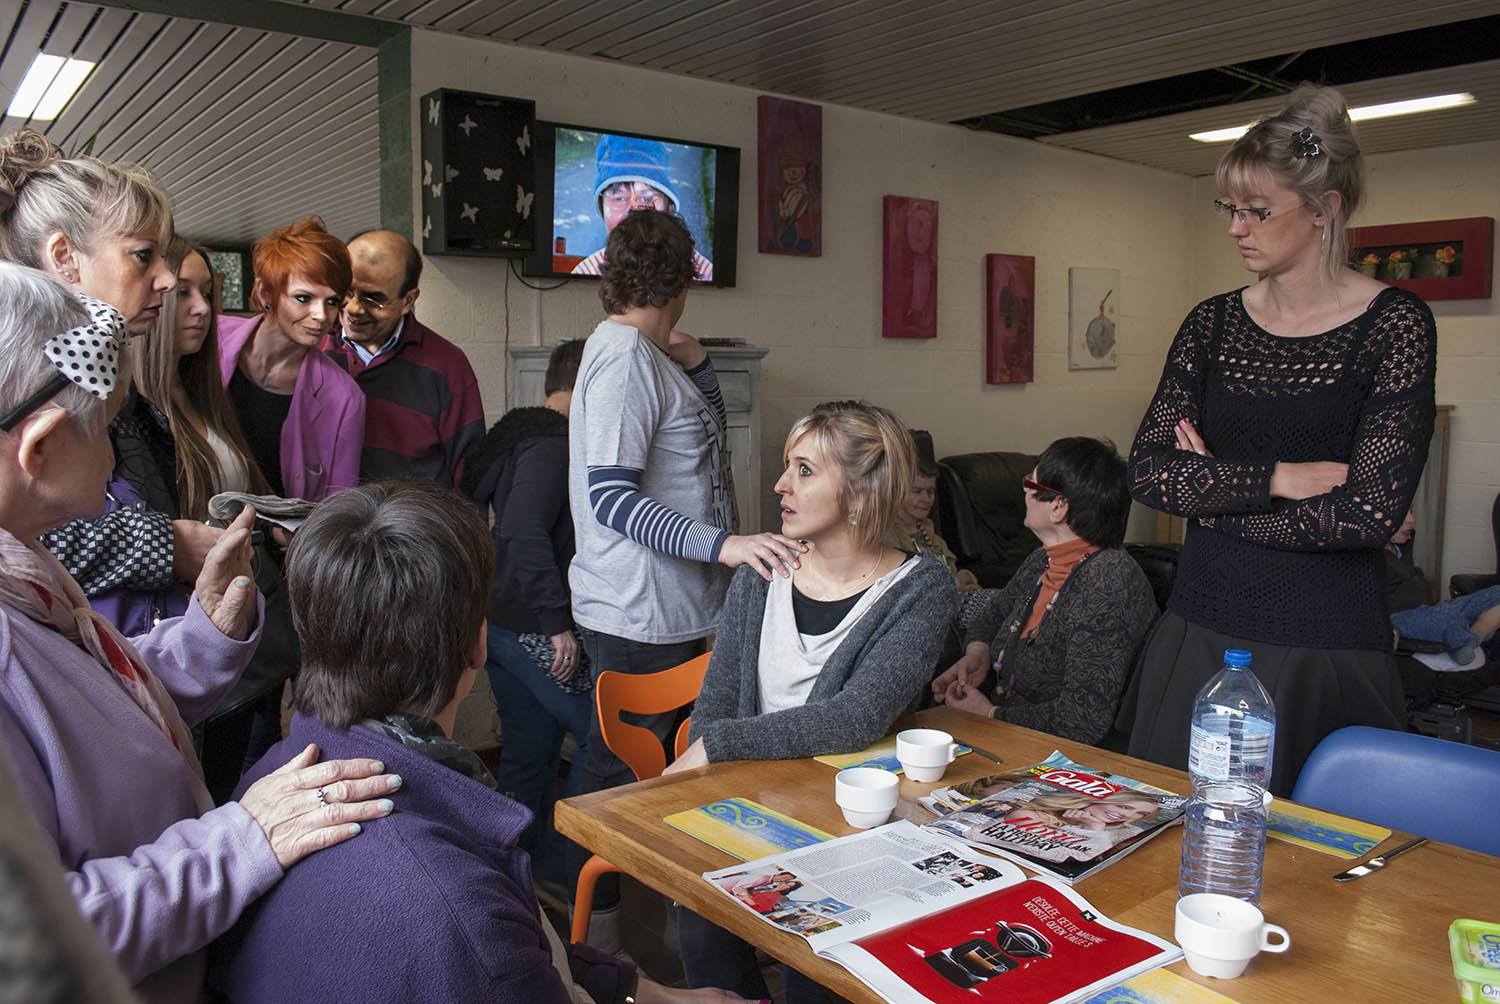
left=1190, top=92, right=1477, bottom=143
left=6, top=54, right=96, bottom=121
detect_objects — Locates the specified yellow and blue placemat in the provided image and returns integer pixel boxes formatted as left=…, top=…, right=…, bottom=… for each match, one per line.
left=665, top=797, right=834, bottom=861
left=1266, top=798, right=1391, bottom=859
left=1082, top=969, right=1241, bottom=1003
left=812, top=736, right=972, bottom=773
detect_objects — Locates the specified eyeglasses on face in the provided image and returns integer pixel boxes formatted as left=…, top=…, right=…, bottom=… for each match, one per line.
left=602, top=182, right=668, bottom=209
left=344, top=290, right=398, bottom=312
left=1022, top=476, right=1065, bottom=502
left=1213, top=199, right=1274, bottom=225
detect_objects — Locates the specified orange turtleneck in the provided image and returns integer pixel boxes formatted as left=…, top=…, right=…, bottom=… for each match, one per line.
left=1020, top=537, right=1099, bottom=640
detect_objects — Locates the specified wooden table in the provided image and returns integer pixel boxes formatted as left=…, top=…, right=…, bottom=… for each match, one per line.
left=557, top=707, right=1500, bottom=1002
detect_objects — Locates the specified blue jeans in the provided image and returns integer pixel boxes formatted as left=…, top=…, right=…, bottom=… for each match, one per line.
left=485, top=626, right=592, bottom=888
left=1391, top=585, right=1500, bottom=656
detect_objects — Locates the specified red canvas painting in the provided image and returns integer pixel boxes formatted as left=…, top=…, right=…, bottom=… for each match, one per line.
left=757, top=96, right=822, bottom=256
left=985, top=254, right=1035, bottom=383
left=883, top=195, right=938, bottom=339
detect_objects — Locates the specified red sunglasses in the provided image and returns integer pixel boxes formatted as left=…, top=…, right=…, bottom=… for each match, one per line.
left=1022, top=476, right=1065, bottom=500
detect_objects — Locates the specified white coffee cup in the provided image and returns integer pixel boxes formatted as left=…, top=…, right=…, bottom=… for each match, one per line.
left=834, top=767, right=899, bottom=828
left=896, top=728, right=959, bottom=782
left=1174, top=893, right=1290, bottom=979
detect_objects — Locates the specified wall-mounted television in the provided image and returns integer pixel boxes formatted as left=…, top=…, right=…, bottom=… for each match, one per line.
left=524, top=121, right=739, bottom=287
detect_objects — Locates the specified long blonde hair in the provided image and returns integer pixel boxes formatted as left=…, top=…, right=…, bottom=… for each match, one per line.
left=133, top=236, right=267, bottom=518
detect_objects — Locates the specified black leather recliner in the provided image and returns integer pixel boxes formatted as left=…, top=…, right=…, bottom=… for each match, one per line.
left=934, top=451, right=1039, bottom=588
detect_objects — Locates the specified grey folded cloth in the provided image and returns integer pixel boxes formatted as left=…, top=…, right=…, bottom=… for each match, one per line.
left=207, top=491, right=317, bottom=532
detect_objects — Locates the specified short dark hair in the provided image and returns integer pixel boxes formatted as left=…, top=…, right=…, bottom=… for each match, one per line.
left=544, top=338, right=586, bottom=396
left=1035, top=436, right=1131, bottom=549
left=598, top=209, right=694, bottom=316
left=287, top=481, right=493, bottom=729
left=914, top=457, right=939, bottom=479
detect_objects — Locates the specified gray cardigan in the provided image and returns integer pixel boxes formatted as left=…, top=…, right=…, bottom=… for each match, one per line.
left=690, top=554, right=956, bottom=762
left=964, top=546, right=1158, bottom=745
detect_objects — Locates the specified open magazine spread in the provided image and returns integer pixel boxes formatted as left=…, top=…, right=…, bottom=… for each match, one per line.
left=919, top=751, right=1187, bottom=884
left=704, top=820, right=1181, bottom=1004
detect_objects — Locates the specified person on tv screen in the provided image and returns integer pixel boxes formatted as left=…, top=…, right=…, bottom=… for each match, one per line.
left=569, top=134, right=714, bottom=282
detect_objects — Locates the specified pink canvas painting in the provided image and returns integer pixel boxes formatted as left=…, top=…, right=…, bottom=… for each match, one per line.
left=882, top=195, right=938, bottom=339
left=986, top=254, right=1035, bottom=383
left=757, top=96, right=822, bottom=256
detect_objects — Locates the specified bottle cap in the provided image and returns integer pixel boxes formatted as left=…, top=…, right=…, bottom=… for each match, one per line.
left=1224, top=648, right=1253, bottom=667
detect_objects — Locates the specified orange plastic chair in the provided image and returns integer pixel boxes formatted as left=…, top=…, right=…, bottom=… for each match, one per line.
left=570, top=651, right=711, bottom=944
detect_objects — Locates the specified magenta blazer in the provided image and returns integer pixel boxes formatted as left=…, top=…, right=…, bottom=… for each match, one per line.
left=217, top=314, right=366, bottom=501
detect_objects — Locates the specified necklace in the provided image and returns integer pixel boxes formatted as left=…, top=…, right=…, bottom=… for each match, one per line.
left=801, top=553, right=883, bottom=601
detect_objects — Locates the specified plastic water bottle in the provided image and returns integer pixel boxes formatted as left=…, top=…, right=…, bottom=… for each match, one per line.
left=1179, top=648, right=1276, bottom=905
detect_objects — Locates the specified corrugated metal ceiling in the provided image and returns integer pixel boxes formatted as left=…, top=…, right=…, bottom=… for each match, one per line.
left=2, top=0, right=1497, bottom=246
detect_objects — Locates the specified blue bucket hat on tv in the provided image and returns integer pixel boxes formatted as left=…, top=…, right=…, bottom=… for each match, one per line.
left=592, top=134, right=681, bottom=213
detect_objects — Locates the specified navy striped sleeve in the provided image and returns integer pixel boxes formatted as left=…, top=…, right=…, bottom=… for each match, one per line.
left=588, top=465, right=730, bottom=563
left=684, top=356, right=726, bottom=426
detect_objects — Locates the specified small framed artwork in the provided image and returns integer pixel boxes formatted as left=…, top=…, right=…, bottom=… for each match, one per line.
left=1348, top=216, right=1493, bottom=301
left=757, top=96, right=821, bottom=256
left=1068, top=267, right=1119, bottom=370
left=882, top=195, right=938, bottom=339
left=985, top=254, right=1034, bottom=384
left=206, top=248, right=252, bottom=313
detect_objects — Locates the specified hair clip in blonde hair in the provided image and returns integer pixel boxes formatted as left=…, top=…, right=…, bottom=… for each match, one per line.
left=1291, top=127, right=1323, bottom=159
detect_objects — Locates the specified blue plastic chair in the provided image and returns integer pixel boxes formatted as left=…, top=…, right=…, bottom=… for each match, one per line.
left=1291, top=726, right=1500, bottom=857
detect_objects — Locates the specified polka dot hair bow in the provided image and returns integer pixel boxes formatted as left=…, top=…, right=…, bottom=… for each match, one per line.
left=42, top=295, right=127, bottom=400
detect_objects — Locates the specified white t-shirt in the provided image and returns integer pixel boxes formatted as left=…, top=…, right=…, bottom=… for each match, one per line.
left=756, top=557, right=920, bottom=714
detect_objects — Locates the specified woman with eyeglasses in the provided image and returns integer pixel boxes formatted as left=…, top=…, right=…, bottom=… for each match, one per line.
left=932, top=437, right=1158, bottom=745
left=217, top=217, right=364, bottom=503
left=1115, top=85, right=1436, bottom=796
left=0, top=132, right=398, bottom=1004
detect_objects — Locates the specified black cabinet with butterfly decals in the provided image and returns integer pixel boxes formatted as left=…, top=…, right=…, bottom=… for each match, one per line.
left=419, top=88, right=537, bottom=257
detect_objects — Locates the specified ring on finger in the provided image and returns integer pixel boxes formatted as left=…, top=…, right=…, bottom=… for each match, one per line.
left=315, top=787, right=328, bottom=806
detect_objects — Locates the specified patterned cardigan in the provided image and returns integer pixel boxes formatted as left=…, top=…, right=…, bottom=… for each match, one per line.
left=963, top=546, right=1158, bottom=745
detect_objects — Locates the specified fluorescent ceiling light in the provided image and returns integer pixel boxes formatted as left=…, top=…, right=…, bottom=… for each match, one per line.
left=6, top=54, right=95, bottom=121
left=1190, top=92, right=1477, bottom=143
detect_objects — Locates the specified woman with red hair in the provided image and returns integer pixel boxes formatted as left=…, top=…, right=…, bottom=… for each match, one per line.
left=218, top=217, right=364, bottom=501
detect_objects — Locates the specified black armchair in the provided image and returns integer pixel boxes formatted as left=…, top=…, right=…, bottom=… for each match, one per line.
left=934, top=451, right=1038, bottom=588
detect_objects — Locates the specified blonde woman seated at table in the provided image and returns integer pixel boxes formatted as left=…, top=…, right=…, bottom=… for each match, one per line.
left=663, top=401, right=955, bottom=1004
left=933, top=437, right=1158, bottom=746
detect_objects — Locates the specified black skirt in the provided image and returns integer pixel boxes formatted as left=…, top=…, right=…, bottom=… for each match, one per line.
left=1116, top=611, right=1405, bottom=797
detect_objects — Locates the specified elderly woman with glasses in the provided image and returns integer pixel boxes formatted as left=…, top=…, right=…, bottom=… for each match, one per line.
left=0, top=132, right=397, bottom=1004
left=933, top=437, right=1158, bottom=746
left=1114, top=85, right=1435, bottom=796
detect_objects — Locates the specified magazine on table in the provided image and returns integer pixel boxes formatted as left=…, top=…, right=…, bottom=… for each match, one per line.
left=703, top=819, right=1180, bottom=1004
left=918, top=751, right=1187, bottom=884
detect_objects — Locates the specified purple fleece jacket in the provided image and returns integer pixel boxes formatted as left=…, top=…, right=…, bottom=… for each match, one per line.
left=0, top=593, right=274, bottom=1004
left=211, top=712, right=636, bottom=1004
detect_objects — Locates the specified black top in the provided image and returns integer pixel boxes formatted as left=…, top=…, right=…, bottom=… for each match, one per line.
left=791, top=585, right=869, bottom=635
left=229, top=369, right=292, bottom=497
left=462, top=406, right=576, bottom=636
left=1128, top=287, right=1436, bottom=650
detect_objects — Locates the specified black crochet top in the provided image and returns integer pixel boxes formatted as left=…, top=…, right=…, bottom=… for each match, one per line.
left=1129, top=286, right=1436, bottom=650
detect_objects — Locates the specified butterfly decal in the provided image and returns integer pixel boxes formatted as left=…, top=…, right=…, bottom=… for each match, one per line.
left=446, top=165, right=459, bottom=181
left=516, top=125, right=530, bottom=155
left=459, top=203, right=479, bottom=223
left=515, top=186, right=534, bottom=219
left=422, top=160, right=433, bottom=186
left=458, top=114, right=478, bottom=136
left=422, top=216, right=432, bottom=239
left=430, top=182, right=442, bottom=198
left=427, top=98, right=440, bottom=125
left=483, top=166, right=504, bottom=182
